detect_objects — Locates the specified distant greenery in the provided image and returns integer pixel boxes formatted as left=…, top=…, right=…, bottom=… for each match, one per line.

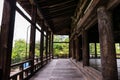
left=53, top=35, right=69, bottom=58
left=12, top=39, right=27, bottom=64
left=89, top=43, right=120, bottom=58
left=12, top=39, right=40, bottom=64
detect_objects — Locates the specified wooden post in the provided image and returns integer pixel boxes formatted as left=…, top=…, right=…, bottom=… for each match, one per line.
left=0, top=0, right=16, bottom=80
left=79, top=36, right=83, bottom=61
left=73, top=40, right=76, bottom=59
left=40, top=20, right=44, bottom=66
left=40, top=30, right=44, bottom=66
left=95, top=43, right=97, bottom=58
left=97, top=6, right=118, bottom=80
left=71, top=40, right=74, bottom=59
left=82, top=29, right=89, bottom=66
left=75, top=36, right=80, bottom=61
left=49, top=32, right=51, bottom=59
left=51, top=34, right=54, bottom=59
left=69, top=39, right=72, bottom=58
left=29, top=5, right=37, bottom=75
left=45, top=28, right=48, bottom=62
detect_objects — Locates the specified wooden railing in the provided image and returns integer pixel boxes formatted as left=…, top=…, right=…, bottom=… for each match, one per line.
left=10, top=55, right=53, bottom=80
left=90, top=54, right=120, bottom=58
left=10, top=59, right=31, bottom=80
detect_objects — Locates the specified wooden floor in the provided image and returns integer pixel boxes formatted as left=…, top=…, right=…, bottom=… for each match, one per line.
left=30, top=59, right=85, bottom=80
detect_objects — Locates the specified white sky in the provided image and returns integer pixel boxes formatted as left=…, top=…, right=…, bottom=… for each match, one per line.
left=0, top=0, right=40, bottom=43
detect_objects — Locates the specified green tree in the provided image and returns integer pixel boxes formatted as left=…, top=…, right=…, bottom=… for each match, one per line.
left=12, top=39, right=27, bottom=64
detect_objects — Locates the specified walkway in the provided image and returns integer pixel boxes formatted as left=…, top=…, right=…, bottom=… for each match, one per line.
left=30, top=59, right=85, bottom=80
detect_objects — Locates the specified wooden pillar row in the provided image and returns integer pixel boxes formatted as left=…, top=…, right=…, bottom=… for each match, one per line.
left=29, top=5, right=37, bottom=75
left=97, top=6, right=118, bottom=80
left=0, top=0, right=16, bottom=80
left=82, top=29, right=89, bottom=66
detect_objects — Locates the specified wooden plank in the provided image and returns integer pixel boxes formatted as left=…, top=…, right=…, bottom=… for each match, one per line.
left=97, top=6, right=118, bottom=80
left=82, top=29, right=89, bottom=66
left=0, top=0, right=16, bottom=80
left=29, top=5, right=37, bottom=75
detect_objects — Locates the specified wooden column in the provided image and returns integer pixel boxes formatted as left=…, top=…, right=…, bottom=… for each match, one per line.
left=40, top=30, right=44, bottom=66
left=51, top=34, right=54, bottom=59
left=73, top=40, right=76, bottom=59
left=0, top=0, right=16, bottom=80
left=82, top=29, right=89, bottom=66
left=75, top=36, right=80, bottom=61
left=40, top=20, right=44, bottom=66
left=45, top=28, right=48, bottom=62
left=49, top=32, right=51, bottom=59
left=95, top=43, right=97, bottom=58
left=69, top=40, right=72, bottom=58
left=97, top=6, right=118, bottom=80
left=71, top=40, right=74, bottom=59
left=79, top=36, right=83, bottom=61
left=29, top=5, right=37, bottom=75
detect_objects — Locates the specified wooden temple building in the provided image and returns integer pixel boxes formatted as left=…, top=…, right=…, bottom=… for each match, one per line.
left=0, top=0, right=120, bottom=80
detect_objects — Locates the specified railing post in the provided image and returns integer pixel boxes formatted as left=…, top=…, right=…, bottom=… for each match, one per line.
left=0, top=0, right=16, bottom=80
left=19, top=64, right=23, bottom=80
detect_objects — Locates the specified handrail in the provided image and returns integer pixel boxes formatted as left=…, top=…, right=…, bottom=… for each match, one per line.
left=11, top=59, right=32, bottom=67
left=10, top=56, right=51, bottom=80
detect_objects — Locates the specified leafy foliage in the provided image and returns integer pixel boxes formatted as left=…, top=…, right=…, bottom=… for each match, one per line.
left=12, top=39, right=27, bottom=64
left=53, top=35, right=69, bottom=58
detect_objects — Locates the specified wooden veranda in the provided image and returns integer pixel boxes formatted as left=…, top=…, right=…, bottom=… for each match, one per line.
left=0, top=0, right=120, bottom=80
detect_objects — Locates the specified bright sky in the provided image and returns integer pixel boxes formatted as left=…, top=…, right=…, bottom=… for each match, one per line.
left=0, top=0, right=40, bottom=43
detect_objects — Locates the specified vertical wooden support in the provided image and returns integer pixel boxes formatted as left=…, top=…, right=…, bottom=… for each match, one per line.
left=29, top=5, right=37, bottom=75
left=95, top=43, right=97, bottom=58
left=40, top=20, right=44, bottom=66
left=79, top=36, right=83, bottom=61
left=45, top=28, right=48, bottom=62
left=97, top=6, right=118, bottom=80
left=69, top=39, right=72, bottom=58
left=73, top=40, right=76, bottom=59
left=82, top=29, right=89, bottom=66
left=51, top=33, right=54, bottom=59
left=75, top=36, right=80, bottom=61
left=40, top=30, right=44, bottom=66
left=71, top=40, right=74, bottom=59
left=49, top=32, right=51, bottom=59
left=0, top=0, right=16, bottom=80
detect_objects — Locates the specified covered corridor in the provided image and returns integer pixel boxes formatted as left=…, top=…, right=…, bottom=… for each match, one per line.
left=30, top=59, right=84, bottom=80
left=0, top=0, right=120, bottom=80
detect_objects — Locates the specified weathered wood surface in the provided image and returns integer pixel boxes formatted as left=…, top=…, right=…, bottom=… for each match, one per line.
left=97, top=6, right=118, bottom=80
left=29, top=5, right=37, bottom=75
left=30, top=59, right=85, bottom=80
left=0, top=0, right=16, bottom=80
left=82, top=29, right=89, bottom=66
